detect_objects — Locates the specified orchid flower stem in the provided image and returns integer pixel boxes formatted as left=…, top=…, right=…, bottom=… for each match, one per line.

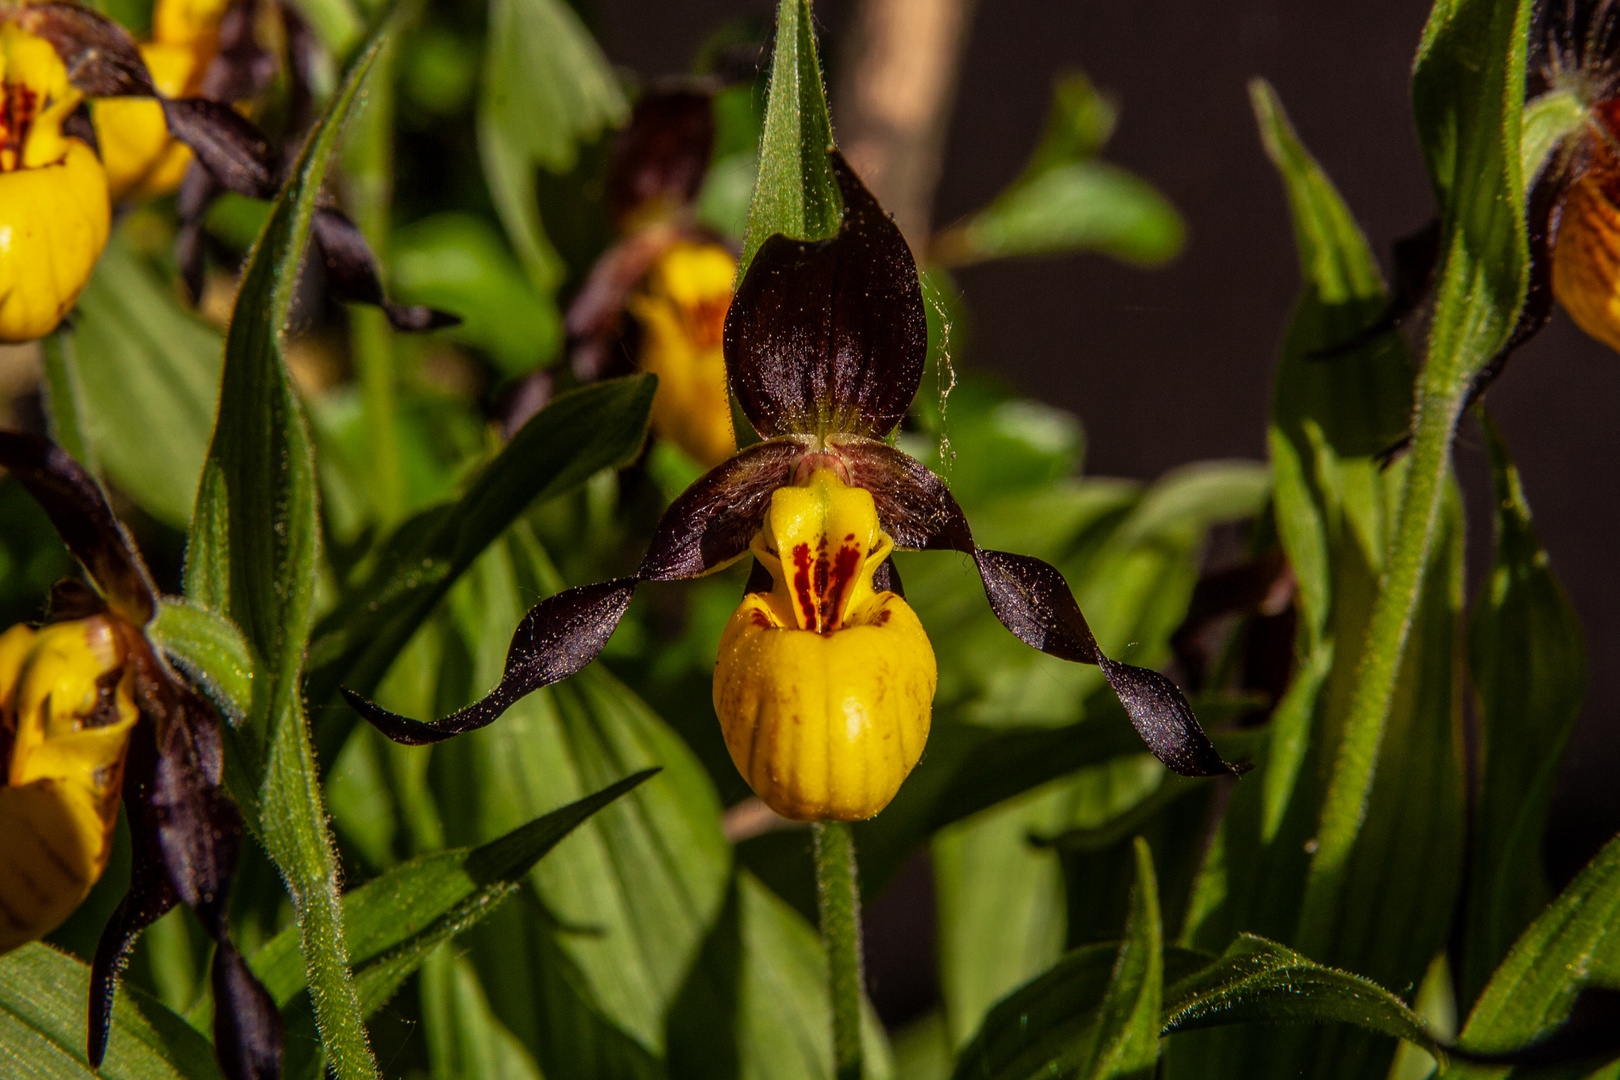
left=813, top=820, right=864, bottom=1080
left=1295, top=345, right=1467, bottom=958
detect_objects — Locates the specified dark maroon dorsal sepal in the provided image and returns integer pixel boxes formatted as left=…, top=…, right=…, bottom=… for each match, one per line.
left=723, top=151, right=928, bottom=442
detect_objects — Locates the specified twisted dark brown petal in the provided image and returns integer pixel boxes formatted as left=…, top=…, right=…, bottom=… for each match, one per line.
left=607, top=89, right=716, bottom=227
left=161, top=98, right=278, bottom=198
left=0, top=431, right=158, bottom=625
left=841, top=437, right=1244, bottom=778
left=13, top=2, right=155, bottom=97
left=349, top=441, right=801, bottom=744
left=724, top=151, right=927, bottom=440
left=212, top=939, right=285, bottom=1080
left=88, top=716, right=173, bottom=1065
left=344, top=579, right=639, bottom=744
left=312, top=209, right=462, bottom=331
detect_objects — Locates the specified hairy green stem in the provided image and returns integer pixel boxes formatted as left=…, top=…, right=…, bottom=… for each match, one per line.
left=1295, top=340, right=1466, bottom=958
left=813, top=821, right=864, bottom=1080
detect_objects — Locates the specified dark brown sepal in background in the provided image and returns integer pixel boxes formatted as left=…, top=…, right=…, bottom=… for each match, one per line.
left=13, top=2, right=155, bottom=97
left=723, top=152, right=927, bottom=441
left=607, top=88, right=716, bottom=229
left=0, top=432, right=158, bottom=626
left=312, top=209, right=462, bottom=332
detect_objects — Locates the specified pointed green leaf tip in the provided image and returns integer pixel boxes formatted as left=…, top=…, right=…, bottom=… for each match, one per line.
left=740, top=0, right=840, bottom=274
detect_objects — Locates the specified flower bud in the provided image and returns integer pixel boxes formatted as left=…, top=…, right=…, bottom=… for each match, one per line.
left=629, top=241, right=737, bottom=468
left=0, top=24, right=111, bottom=343
left=0, top=617, right=138, bottom=953
left=714, top=469, right=935, bottom=821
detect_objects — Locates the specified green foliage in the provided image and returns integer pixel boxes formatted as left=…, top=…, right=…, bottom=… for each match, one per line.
left=476, top=0, right=625, bottom=290
left=0, top=945, right=223, bottom=1080
left=933, top=73, right=1184, bottom=267
left=950, top=838, right=1164, bottom=1080
left=304, top=374, right=656, bottom=711
left=1455, top=833, right=1620, bottom=1062
left=390, top=213, right=563, bottom=375
left=66, top=235, right=223, bottom=528
left=1461, top=417, right=1586, bottom=1004
left=251, top=770, right=656, bottom=1007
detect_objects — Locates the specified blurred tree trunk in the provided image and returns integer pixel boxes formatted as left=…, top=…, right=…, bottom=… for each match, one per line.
left=836, top=0, right=978, bottom=252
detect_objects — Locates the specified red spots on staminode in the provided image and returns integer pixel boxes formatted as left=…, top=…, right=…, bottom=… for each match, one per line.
left=1, top=83, right=40, bottom=172
left=750, top=608, right=776, bottom=629
left=792, top=543, right=819, bottom=631
left=821, top=543, right=861, bottom=630
left=790, top=535, right=869, bottom=633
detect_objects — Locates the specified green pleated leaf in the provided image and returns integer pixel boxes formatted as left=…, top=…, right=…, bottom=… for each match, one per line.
left=304, top=373, right=655, bottom=714
left=0, top=944, right=223, bottom=1080
left=183, top=30, right=391, bottom=1080
left=949, top=838, right=1165, bottom=1080
left=669, top=872, right=893, bottom=1080
left=739, top=0, right=840, bottom=273
left=1177, top=78, right=1409, bottom=948
left=1162, top=935, right=1442, bottom=1057
left=1453, top=833, right=1620, bottom=1064
left=432, top=532, right=729, bottom=1072
left=476, top=0, right=626, bottom=290
left=1460, top=416, right=1586, bottom=1006
left=248, top=769, right=655, bottom=1008
left=68, top=232, right=224, bottom=528
left=420, top=946, right=546, bottom=1080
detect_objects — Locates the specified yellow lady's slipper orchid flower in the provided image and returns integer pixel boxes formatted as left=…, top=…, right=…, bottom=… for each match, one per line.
left=629, top=241, right=738, bottom=468
left=93, top=0, right=229, bottom=201
left=346, top=151, right=1244, bottom=827
left=0, top=22, right=110, bottom=343
left=0, top=616, right=138, bottom=952
left=715, top=469, right=934, bottom=820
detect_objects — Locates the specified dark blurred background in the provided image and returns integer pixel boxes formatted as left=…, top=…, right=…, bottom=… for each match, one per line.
left=595, top=0, right=1620, bottom=1019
